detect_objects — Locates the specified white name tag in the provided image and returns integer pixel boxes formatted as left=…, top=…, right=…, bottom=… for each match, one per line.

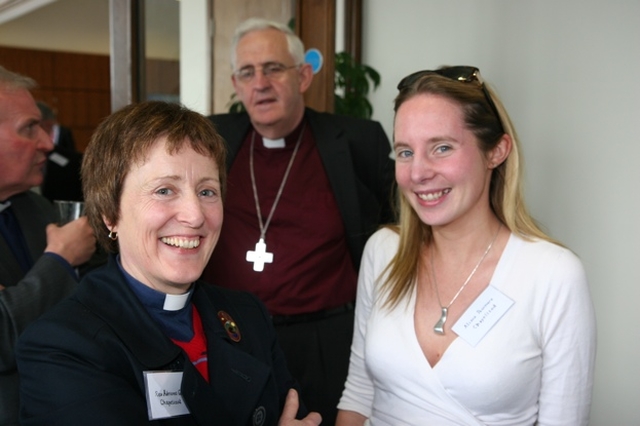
left=49, top=152, right=69, bottom=167
left=143, top=371, right=190, bottom=420
left=452, top=285, right=514, bottom=347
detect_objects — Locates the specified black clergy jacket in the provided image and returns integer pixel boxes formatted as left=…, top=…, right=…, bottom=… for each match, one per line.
left=16, top=256, right=305, bottom=425
left=209, top=108, right=396, bottom=270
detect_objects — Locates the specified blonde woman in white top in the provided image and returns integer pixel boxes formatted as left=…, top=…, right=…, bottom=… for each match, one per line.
left=337, top=66, right=596, bottom=425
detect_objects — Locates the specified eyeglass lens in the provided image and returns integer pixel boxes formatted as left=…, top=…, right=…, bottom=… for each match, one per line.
left=235, top=63, right=296, bottom=82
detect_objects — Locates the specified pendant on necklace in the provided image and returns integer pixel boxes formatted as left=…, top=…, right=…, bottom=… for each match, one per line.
left=434, top=307, right=448, bottom=335
left=246, top=238, right=273, bottom=272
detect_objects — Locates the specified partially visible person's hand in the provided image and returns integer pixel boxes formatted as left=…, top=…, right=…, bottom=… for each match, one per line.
left=44, top=216, right=96, bottom=267
left=278, top=389, right=322, bottom=426
left=0, top=284, right=5, bottom=290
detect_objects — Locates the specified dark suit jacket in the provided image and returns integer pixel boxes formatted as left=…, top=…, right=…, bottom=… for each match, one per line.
left=16, top=256, right=305, bottom=425
left=55, top=125, right=77, bottom=153
left=0, top=191, right=78, bottom=426
left=209, top=108, right=395, bottom=269
left=41, top=144, right=84, bottom=203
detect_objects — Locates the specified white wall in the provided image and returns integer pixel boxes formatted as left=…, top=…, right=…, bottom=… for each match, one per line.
left=363, top=1, right=640, bottom=424
left=179, top=0, right=211, bottom=114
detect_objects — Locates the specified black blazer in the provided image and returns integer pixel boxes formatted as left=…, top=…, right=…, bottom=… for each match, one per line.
left=209, top=108, right=395, bottom=269
left=41, top=144, right=84, bottom=202
left=16, top=256, right=305, bottom=425
left=0, top=191, right=78, bottom=426
left=55, top=125, right=77, bottom=153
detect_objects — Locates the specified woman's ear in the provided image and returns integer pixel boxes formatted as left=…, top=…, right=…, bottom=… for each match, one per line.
left=103, top=215, right=116, bottom=233
left=488, top=134, right=512, bottom=169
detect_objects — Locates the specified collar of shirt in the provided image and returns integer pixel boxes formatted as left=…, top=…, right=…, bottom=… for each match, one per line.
left=117, top=255, right=195, bottom=341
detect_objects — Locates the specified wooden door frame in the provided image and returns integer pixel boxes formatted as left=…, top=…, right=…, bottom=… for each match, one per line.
left=295, top=0, right=335, bottom=112
left=109, top=0, right=144, bottom=112
left=295, top=0, right=362, bottom=112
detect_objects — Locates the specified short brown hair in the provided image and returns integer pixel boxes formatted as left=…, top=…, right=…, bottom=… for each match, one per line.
left=82, top=101, right=227, bottom=253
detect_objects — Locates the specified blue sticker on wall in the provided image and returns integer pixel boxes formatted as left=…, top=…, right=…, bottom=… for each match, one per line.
left=305, top=48, right=323, bottom=74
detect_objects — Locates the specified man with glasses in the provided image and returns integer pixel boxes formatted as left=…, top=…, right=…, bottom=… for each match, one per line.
left=201, top=18, right=394, bottom=425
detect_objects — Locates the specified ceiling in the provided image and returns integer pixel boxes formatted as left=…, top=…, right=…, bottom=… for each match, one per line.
left=0, top=0, right=55, bottom=25
left=0, top=0, right=179, bottom=59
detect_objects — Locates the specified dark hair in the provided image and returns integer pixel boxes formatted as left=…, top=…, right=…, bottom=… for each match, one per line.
left=36, top=101, right=56, bottom=121
left=82, top=101, right=227, bottom=253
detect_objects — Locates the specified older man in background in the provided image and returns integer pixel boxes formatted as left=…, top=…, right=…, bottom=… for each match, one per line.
left=201, top=18, right=395, bottom=425
left=0, top=65, right=96, bottom=426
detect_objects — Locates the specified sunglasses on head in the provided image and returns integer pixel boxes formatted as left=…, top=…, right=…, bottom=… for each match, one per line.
left=397, top=66, right=504, bottom=134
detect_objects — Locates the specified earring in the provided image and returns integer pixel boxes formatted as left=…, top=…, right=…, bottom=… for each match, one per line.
left=108, top=230, right=118, bottom=241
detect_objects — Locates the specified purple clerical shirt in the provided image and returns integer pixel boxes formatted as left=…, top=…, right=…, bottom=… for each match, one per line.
left=202, top=120, right=357, bottom=316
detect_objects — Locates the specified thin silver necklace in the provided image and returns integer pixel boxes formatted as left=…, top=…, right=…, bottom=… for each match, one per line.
left=431, top=224, right=502, bottom=335
left=246, top=125, right=305, bottom=272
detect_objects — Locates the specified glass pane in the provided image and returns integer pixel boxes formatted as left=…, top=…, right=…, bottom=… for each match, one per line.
left=144, top=0, right=180, bottom=103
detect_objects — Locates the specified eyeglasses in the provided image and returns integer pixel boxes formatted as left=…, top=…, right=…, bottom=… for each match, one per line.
left=397, top=66, right=504, bottom=133
left=233, top=62, right=299, bottom=83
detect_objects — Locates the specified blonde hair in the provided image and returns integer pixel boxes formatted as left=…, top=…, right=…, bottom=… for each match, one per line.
left=382, top=68, right=557, bottom=309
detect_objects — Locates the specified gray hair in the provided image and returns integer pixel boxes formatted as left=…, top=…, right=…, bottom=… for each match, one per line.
left=0, top=65, right=36, bottom=91
left=230, top=18, right=305, bottom=70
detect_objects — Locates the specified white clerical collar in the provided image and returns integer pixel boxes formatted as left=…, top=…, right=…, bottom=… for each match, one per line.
left=262, top=137, right=286, bottom=149
left=116, top=255, right=192, bottom=312
left=162, top=292, right=190, bottom=311
left=52, top=124, right=61, bottom=145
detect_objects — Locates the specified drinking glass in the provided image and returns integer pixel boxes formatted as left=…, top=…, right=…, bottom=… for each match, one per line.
left=54, top=200, right=85, bottom=225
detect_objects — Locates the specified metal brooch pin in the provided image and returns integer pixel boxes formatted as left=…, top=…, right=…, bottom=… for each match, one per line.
left=217, top=311, right=241, bottom=342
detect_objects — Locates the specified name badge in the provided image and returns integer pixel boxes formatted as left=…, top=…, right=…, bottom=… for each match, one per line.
left=452, top=285, right=514, bottom=347
left=143, top=371, right=190, bottom=420
left=49, top=152, right=69, bottom=167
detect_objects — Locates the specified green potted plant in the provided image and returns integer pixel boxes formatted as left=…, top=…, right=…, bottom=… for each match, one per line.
left=334, top=51, right=380, bottom=119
